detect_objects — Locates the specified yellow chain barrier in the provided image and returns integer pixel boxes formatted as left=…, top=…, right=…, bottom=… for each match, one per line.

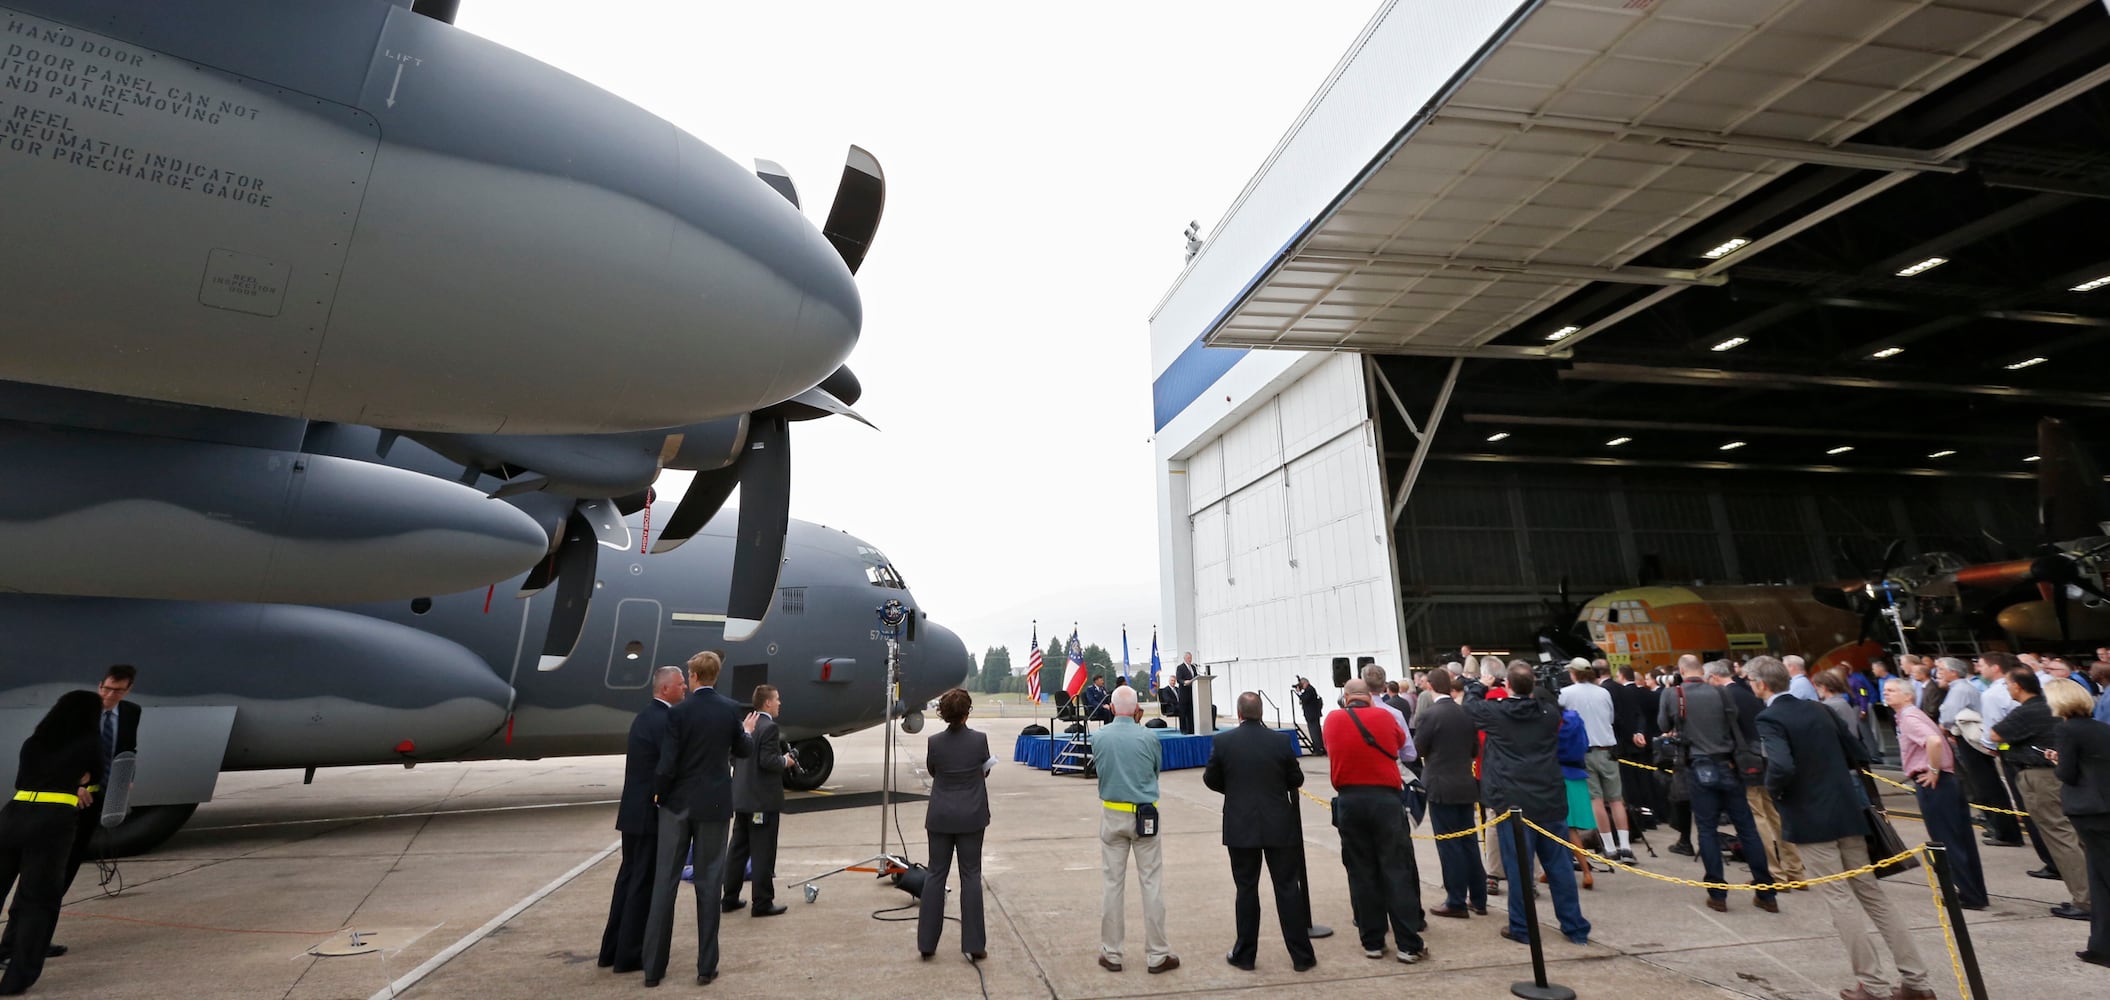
left=1295, top=787, right=1508, bottom=841
left=1513, top=813, right=1918, bottom=892
left=1290, top=776, right=1976, bottom=1000
left=1621, top=755, right=2031, bottom=820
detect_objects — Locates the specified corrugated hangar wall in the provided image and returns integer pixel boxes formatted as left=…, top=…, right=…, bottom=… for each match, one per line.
left=1184, top=354, right=1403, bottom=708
left=1393, top=464, right=2041, bottom=661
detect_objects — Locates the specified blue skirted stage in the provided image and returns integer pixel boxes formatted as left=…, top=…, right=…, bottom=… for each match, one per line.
left=1012, top=725, right=1302, bottom=771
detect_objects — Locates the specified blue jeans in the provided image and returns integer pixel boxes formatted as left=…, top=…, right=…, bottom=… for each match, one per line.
left=1497, top=815, right=1590, bottom=944
left=1429, top=802, right=1486, bottom=910
left=1687, top=755, right=1775, bottom=902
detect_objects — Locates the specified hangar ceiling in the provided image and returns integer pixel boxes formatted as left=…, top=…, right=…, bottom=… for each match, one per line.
left=1205, top=0, right=2110, bottom=481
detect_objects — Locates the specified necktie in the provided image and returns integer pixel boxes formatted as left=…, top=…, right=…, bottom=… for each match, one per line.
left=102, top=709, right=117, bottom=767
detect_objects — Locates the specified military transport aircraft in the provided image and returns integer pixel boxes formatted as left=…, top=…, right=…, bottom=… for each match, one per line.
left=0, top=417, right=971, bottom=856
left=0, top=0, right=867, bottom=436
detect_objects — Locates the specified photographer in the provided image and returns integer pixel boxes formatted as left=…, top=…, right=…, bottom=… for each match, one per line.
left=1293, top=677, right=1325, bottom=756
left=1662, top=661, right=1778, bottom=913
left=1463, top=665, right=1590, bottom=947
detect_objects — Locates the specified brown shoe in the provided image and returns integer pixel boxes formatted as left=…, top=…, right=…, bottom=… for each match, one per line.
left=1705, top=897, right=1727, bottom=912
left=1754, top=898, right=1779, bottom=914
left=1892, top=987, right=1935, bottom=1000
left=1147, top=955, right=1180, bottom=974
left=1429, top=905, right=1471, bottom=919
left=1098, top=955, right=1122, bottom=973
left=1838, top=987, right=1881, bottom=1000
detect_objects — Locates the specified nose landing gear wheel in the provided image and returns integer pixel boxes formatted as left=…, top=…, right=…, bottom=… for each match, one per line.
left=783, top=738, right=833, bottom=791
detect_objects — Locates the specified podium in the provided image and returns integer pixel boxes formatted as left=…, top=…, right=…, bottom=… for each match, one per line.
left=1192, top=673, right=1217, bottom=734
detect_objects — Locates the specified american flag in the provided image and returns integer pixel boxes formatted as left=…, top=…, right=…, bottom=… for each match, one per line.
left=1063, top=628, right=1088, bottom=697
left=1024, top=625, right=1043, bottom=703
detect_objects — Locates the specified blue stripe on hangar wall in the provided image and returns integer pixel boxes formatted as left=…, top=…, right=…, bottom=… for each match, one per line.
left=1150, top=225, right=1308, bottom=432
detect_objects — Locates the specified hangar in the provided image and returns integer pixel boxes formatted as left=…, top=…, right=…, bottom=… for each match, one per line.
left=1149, top=0, right=2110, bottom=701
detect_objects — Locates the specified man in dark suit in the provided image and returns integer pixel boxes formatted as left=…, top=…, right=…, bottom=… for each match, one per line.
left=1176, top=653, right=1199, bottom=735
left=640, top=651, right=755, bottom=988
left=1293, top=678, right=1325, bottom=755
left=4, top=663, right=145, bottom=962
left=723, top=683, right=791, bottom=918
left=1750, top=656, right=1931, bottom=1000
left=1202, top=692, right=1315, bottom=972
left=1415, top=670, right=1485, bottom=917
left=599, top=665, right=686, bottom=974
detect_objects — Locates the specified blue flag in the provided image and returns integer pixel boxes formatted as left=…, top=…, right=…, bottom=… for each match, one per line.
left=1121, top=626, right=1131, bottom=686
left=1149, top=630, right=1161, bottom=691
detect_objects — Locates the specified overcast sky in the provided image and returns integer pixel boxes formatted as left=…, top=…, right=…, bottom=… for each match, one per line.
left=459, top=1, right=1381, bottom=670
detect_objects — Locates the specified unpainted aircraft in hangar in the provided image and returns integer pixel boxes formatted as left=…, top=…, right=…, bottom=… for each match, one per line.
left=1558, top=419, right=2110, bottom=672
left=0, top=0, right=960, bottom=854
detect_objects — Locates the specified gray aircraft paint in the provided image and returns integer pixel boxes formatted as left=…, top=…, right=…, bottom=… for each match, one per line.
left=0, top=1, right=858, bottom=433
left=0, top=421, right=549, bottom=602
left=0, top=506, right=971, bottom=805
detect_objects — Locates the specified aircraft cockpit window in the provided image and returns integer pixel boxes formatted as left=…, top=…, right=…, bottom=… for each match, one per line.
left=864, top=563, right=908, bottom=589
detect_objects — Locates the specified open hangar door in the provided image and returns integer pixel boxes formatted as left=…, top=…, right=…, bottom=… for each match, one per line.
left=1197, top=0, right=2110, bottom=665
left=1184, top=354, right=1407, bottom=712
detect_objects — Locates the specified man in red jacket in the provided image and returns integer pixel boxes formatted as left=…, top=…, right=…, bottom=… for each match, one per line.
left=1324, top=680, right=1427, bottom=964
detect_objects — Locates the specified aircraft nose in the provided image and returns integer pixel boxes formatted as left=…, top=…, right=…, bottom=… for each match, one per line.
left=908, top=619, right=974, bottom=705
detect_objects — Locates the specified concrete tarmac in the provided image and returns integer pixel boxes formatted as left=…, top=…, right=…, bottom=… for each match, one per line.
left=9, top=721, right=2099, bottom=999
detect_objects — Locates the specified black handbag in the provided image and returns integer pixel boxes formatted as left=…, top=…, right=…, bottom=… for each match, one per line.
left=1862, top=803, right=1920, bottom=878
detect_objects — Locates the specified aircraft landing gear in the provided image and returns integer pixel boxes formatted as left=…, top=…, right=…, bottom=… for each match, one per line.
left=783, top=738, right=834, bottom=791
left=90, top=802, right=199, bottom=857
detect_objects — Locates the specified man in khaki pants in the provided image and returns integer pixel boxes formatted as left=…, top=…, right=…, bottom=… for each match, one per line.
left=1094, top=687, right=1179, bottom=974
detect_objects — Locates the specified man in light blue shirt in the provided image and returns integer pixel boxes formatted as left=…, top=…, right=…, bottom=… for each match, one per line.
left=1093, top=686, right=1177, bottom=974
left=1784, top=655, right=1818, bottom=701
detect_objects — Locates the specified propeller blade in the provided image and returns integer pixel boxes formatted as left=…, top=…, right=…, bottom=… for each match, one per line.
left=2038, top=417, right=2110, bottom=543
left=2045, top=580, right=2070, bottom=640
left=821, top=145, right=885, bottom=274
left=725, top=414, right=790, bottom=642
left=1874, top=538, right=1904, bottom=580
left=753, top=158, right=799, bottom=208
left=819, top=365, right=863, bottom=407
left=1811, top=585, right=1855, bottom=613
left=575, top=497, right=632, bottom=551
left=613, top=488, right=654, bottom=516
left=538, top=511, right=599, bottom=671
left=777, top=385, right=875, bottom=428
left=650, top=464, right=741, bottom=556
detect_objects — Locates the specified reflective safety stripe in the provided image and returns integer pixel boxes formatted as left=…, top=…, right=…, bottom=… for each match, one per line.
left=1102, top=801, right=1140, bottom=812
left=12, top=790, right=80, bottom=806
left=84, top=784, right=102, bottom=793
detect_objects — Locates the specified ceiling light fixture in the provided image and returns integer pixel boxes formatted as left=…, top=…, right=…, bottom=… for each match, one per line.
left=2004, top=356, right=2047, bottom=370
left=1870, top=347, right=1904, bottom=359
left=2025, top=455, right=2041, bottom=463
left=1894, top=256, right=1948, bottom=277
left=1719, top=441, right=1746, bottom=451
left=1928, top=450, right=1956, bottom=459
left=1701, top=237, right=1750, bottom=260
left=1545, top=325, right=1581, bottom=342
left=1710, top=337, right=1748, bottom=352
left=1826, top=446, right=1854, bottom=455
left=2071, top=274, right=2110, bottom=292
left=1606, top=437, right=1632, bottom=447
left=1486, top=432, right=1510, bottom=442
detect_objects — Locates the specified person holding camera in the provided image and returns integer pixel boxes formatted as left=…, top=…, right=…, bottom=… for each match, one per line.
left=1464, top=665, right=1591, bottom=947
left=1293, top=677, right=1325, bottom=756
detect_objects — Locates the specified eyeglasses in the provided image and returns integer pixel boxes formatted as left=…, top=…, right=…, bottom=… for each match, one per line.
left=98, top=683, right=131, bottom=694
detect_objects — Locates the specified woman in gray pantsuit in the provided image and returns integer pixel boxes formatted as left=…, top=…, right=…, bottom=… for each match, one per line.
left=919, top=688, right=992, bottom=960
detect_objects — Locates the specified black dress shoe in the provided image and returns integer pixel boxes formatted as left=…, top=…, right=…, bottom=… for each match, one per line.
left=597, top=958, right=615, bottom=969
left=1981, top=837, right=2022, bottom=847
left=1668, top=841, right=1695, bottom=856
left=1293, top=959, right=1317, bottom=972
left=697, top=973, right=716, bottom=985
left=1469, top=904, right=1488, bottom=916
left=45, top=945, right=65, bottom=959
left=968, top=952, right=986, bottom=961
left=752, top=903, right=787, bottom=918
left=1225, top=954, right=1255, bottom=971
left=2079, top=950, right=2110, bottom=969
left=644, top=978, right=660, bottom=988
left=720, top=898, right=747, bottom=912
left=2028, top=867, right=2061, bottom=880
left=612, top=963, right=642, bottom=974
left=2050, top=903, right=2091, bottom=921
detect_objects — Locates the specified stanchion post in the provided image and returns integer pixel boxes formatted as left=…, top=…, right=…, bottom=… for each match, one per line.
left=1507, top=808, right=1577, bottom=1000
left=1924, top=842, right=1988, bottom=1000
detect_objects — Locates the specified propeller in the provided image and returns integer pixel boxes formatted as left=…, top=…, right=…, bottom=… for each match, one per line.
left=2023, top=418, right=2110, bottom=639
left=1833, top=539, right=1905, bottom=643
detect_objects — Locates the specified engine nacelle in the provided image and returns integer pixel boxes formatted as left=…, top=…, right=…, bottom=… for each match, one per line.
left=0, top=422, right=547, bottom=603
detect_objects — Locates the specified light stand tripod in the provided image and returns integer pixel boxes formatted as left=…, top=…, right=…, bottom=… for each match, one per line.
left=790, top=600, right=916, bottom=901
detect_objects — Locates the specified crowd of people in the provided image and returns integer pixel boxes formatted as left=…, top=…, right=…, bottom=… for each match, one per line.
left=8, top=645, right=2109, bottom=996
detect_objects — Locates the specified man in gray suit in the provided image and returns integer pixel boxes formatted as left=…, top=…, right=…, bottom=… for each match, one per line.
left=723, top=683, right=791, bottom=918
left=640, top=651, right=755, bottom=988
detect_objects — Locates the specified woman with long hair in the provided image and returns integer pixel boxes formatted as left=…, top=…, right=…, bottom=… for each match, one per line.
left=0, top=690, right=103, bottom=996
left=918, top=688, right=992, bottom=962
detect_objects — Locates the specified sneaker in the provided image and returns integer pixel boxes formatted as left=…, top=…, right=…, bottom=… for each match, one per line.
left=1364, top=947, right=1385, bottom=959
left=1615, top=847, right=1639, bottom=864
left=1398, top=948, right=1429, bottom=964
